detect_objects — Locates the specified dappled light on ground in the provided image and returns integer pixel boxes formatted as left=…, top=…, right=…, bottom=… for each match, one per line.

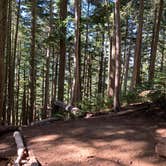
left=29, top=134, right=60, bottom=144
left=23, top=110, right=166, bottom=166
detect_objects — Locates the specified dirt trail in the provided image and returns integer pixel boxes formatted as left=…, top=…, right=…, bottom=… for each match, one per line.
left=23, top=109, right=166, bottom=166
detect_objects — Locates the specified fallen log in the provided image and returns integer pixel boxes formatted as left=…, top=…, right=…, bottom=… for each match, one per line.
left=155, top=129, right=166, bottom=158
left=25, top=149, right=40, bottom=166
left=30, top=117, right=58, bottom=126
left=52, top=100, right=80, bottom=115
left=13, top=131, right=27, bottom=166
left=0, top=125, right=19, bottom=136
left=13, top=131, right=40, bottom=166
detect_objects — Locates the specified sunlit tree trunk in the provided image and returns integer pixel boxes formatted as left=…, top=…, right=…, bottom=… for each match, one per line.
left=71, top=0, right=81, bottom=106
left=131, top=0, right=144, bottom=89
left=82, top=1, right=89, bottom=100
left=43, top=0, right=53, bottom=118
left=149, top=0, right=164, bottom=82
left=113, top=0, right=121, bottom=112
left=108, top=9, right=115, bottom=98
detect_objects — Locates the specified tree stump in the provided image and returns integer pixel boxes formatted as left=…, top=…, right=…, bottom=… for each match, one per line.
left=155, top=129, right=166, bottom=158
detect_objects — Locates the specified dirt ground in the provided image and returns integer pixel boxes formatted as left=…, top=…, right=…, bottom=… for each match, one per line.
left=0, top=106, right=166, bottom=166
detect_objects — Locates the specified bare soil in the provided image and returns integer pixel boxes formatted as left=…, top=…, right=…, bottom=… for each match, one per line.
left=0, top=105, right=166, bottom=166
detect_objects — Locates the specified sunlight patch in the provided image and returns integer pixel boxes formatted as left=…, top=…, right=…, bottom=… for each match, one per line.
left=30, top=134, right=59, bottom=143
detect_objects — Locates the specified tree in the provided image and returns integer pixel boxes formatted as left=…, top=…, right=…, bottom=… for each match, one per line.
left=108, top=9, right=115, bottom=98
left=58, top=0, right=67, bottom=102
left=113, top=0, right=121, bottom=112
left=131, top=0, right=144, bottom=89
left=43, top=0, right=53, bottom=119
left=71, top=0, right=81, bottom=106
left=149, top=0, right=164, bottom=83
left=29, top=0, right=37, bottom=123
left=0, top=0, right=8, bottom=122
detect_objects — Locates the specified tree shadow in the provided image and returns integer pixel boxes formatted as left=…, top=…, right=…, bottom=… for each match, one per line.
left=23, top=112, right=166, bottom=165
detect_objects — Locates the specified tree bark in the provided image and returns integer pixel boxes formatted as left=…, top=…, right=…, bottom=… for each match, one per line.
left=58, top=0, right=67, bottom=102
left=43, top=0, right=53, bottom=119
left=71, top=0, right=81, bottom=106
left=113, top=0, right=121, bottom=112
left=29, top=0, right=37, bottom=123
left=98, top=33, right=104, bottom=94
left=0, top=0, right=8, bottom=122
left=123, top=43, right=131, bottom=94
left=108, top=9, right=115, bottom=98
left=11, top=0, right=21, bottom=125
left=7, top=0, right=13, bottom=124
left=149, top=0, right=164, bottom=82
left=131, top=0, right=144, bottom=89
left=22, top=67, right=27, bottom=125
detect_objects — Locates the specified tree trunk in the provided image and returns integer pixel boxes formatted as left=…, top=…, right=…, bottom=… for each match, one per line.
left=7, top=0, right=13, bottom=124
left=11, top=0, right=21, bottom=125
left=22, top=67, right=27, bottom=125
left=16, top=42, right=21, bottom=125
left=0, top=0, right=8, bottom=122
left=131, top=0, right=144, bottom=89
left=113, top=0, right=121, bottom=112
left=71, top=0, right=81, bottom=106
left=29, top=0, right=37, bottom=123
left=82, top=1, right=90, bottom=100
left=121, top=16, right=129, bottom=92
left=98, top=33, right=104, bottom=94
left=108, top=9, right=115, bottom=98
left=149, top=0, right=164, bottom=82
left=58, top=0, right=67, bottom=102
left=123, top=43, right=131, bottom=94
left=43, top=0, right=53, bottom=118
left=53, top=52, right=59, bottom=101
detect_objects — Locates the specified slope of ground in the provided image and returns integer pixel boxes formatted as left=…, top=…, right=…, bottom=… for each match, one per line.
left=0, top=105, right=166, bottom=166
left=23, top=106, right=166, bottom=166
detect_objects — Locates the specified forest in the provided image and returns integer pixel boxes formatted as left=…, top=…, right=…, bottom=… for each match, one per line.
left=0, top=0, right=166, bottom=165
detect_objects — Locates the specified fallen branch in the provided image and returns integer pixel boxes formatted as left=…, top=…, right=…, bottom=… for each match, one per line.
left=52, top=100, right=80, bottom=115
left=90, top=104, right=150, bottom=119
left=112, top=104, right=149, bottom=116
left=13, top=131, right=27, bottom=166
left=30, top=117, right=58, bottom=126
left=26, top=148, right=40, bottom=166
left=0, top=125, right=19, bottom=136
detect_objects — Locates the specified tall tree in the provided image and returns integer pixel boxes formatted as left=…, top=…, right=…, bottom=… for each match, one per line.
left=29, top=0, right=37, bottom=123
left=113, top=0, right=121, bottom=111
left=43, top=0, right=53, bottom=118
left=0, top=0, right=8, bottom=122
left=108, top=10, right=115, bottom=98
left=131, top=0, right=144, bottom=89
left=98, top=33, right=104, bottom=94
left=12, top=0, right=21, bottom=124
left=7, top=0, right=12, bottom=124
left=71, top=0, right=81, bottom=106
left=58, top=0, right=67, bottom=102
left=148, top=0, right=164, bottom=82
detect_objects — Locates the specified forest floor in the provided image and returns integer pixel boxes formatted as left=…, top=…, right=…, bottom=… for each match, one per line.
left=0, top=104, right=166, bottom=166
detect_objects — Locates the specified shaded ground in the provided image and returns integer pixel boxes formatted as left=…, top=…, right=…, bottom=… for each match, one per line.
left=0, top=105, right=166, bottom=166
